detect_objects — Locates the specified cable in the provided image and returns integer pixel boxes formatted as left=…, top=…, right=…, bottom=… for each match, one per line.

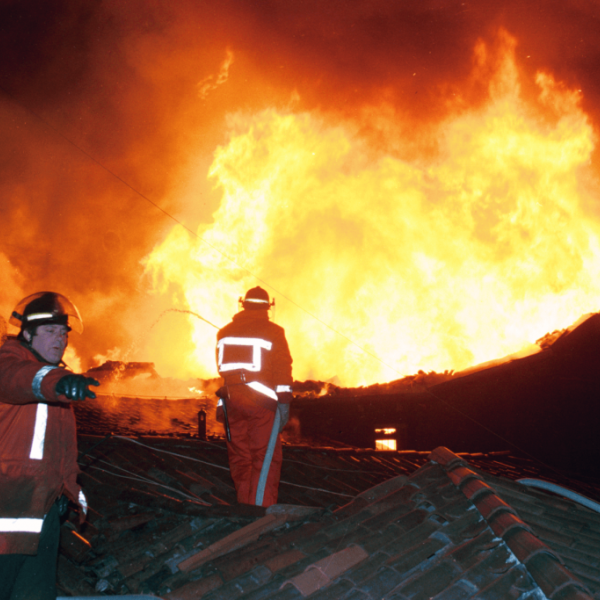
left=112, top=436, right=363, bottom=498
left=277, top=480, right=354, bottom=498
left=112, top=436, right=231, bottom=471
left=82, top=463, right=212, bottom=506
left=150, top=309, right=220, bottom=331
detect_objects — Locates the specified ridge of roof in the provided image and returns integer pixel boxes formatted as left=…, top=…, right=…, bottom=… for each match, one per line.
left=430, top=446, right=595, bottom=600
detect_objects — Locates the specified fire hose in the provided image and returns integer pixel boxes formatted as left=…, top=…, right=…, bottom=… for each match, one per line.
left=221, top=386, right=232, bottom=442
left=254, top=407, right=281, bottom=506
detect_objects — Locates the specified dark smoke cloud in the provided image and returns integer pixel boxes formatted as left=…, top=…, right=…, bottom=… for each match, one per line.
left=0, top=0, right=599, bottom=370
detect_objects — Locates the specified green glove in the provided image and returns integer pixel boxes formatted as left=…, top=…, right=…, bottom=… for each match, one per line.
left=56, top=375, right=100, bottom=401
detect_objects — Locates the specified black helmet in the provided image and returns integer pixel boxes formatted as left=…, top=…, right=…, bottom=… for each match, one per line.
left=240, top=286, right=273, bottom=310
left=10, top=292, right=83, bottom=334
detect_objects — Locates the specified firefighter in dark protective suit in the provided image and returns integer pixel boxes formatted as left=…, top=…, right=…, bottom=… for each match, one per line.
left=216, top=286, right=293, bottom=507
left=0, top=292, right=100, bottom=600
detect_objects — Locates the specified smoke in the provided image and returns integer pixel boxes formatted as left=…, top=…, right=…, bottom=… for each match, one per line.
left=0, top=0, right=599, bottom=375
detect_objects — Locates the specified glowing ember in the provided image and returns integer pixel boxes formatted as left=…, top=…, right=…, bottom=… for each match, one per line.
left=145, top=32, right=600, bottom=387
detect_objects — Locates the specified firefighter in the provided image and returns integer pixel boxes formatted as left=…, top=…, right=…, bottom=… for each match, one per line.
left=0, top=292, right=99, bottom=600
left=216, top=286, right=293, bottom=507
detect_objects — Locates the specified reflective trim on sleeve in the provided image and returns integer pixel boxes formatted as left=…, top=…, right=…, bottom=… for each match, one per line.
left=217, top=337, right=273, bottom=373
left=32, top=365, right=59, bottom=401
left=217, top=398, right=223, bottom=407
left=276, top=385, right=292, bottom=393
left=29, top=403, right=48, bottom=460
left=246, top=381, right=278, bottom=401
left=0, top=517, right=44, bottom=533
left=79, top=490, right=88, bottom=516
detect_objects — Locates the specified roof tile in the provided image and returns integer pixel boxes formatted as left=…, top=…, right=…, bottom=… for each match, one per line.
left=504, top=527, right=559, bottom=567
left=460, top=478, right=495, bottom=501
left=449, top=529, right=500, bottom=571
left=345, top=552, right=390, bottom=585
left=430, top=578, right=478, bottom=600
left=429, top=447, right=466, bottom=469
left=305, top=578, right=355, bottom=600
left=363, top=504, right=419, bottom=532
left=178, top=514, right=287, bottom=572
left=395, top=560, right=462, bottom=600
left=526, top=552, right=591, bottom=599
left=164, top=573, right=224, bottom=600
left=446, top=466, right=479, bottom=489
left=486, top=510, right=531, bottom=540
left=312, top=544, right=369, bottom=580
left=201, top=565, right=272, bottom=600
left=380, top=519, right=440, bottom=557
left=284, top=545, right=368, bottom=597
left=472, top=562, right=541, bottom=600
left=475, top=492, right=516, bottom=521
left=386, top=537, right=448, bottom=573
left=264, top=549, right=307, bottom=574
left=355, top=475, right=411, bottom=504
left=358, top=565, right=409, bottom=598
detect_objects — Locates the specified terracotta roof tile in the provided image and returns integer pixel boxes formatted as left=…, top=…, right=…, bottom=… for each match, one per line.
left=380, top=520, right=440, bottom=559
left=178, top=514, right=287, bottom=572
left=471, top=562, right=540, bottom=600
left=475, top=491, right=517, bottom=521
left=386, top=537, right=448, bottom=573
left=487, top=510, right=532, bottom=539
left=56, top=436, right=600, bottom=598
left=526, top=552, right=590, bottom=599
left=430, top=446, right=597, bottom=600
left=200, top=565, right=273, bottom=600
left=284, top=545, right=368, bottom=596
left=305, top=578, right=355, bottom=600
left=163, top=573, right=224, bottom=600
left=264, top=549, right=307, bottom=574
left=346, top=551, right=390, bottom=585
left=358, top=565, right=408, bottom=598
left=396, top=560, right=463, bottom=599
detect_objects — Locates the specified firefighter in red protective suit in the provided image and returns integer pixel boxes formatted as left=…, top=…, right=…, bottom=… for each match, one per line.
left=216, top=286, right=293, bottom=507
left=0, top=292, right=99, bottom=600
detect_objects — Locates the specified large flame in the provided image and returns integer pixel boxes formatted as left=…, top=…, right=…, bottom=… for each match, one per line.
left=144, top=33, right=600, bottom=387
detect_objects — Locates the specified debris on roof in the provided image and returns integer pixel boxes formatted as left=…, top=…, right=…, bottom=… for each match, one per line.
left=59, top=437, right=600, bottom=598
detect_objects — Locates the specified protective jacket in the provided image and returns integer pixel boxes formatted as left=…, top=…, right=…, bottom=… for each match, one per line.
left=216, top=309, right=293, bottom=410
left=216, top=309, right=293, bottom=506
left=0, top=339, right=83, bottom=555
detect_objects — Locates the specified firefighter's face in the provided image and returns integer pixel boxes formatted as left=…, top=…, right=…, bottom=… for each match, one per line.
left=25, top=324, right=69, bottom=364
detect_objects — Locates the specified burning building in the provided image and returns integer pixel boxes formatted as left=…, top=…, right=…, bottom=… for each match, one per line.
left=3, top=3, right=600, bottom=597
left=1, top=2, right=600, bottom=391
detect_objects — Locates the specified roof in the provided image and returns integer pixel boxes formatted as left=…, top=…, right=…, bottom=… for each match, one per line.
left=57, top=437, right=600, bottom=599
left=292, top=313, right=600, bottom=481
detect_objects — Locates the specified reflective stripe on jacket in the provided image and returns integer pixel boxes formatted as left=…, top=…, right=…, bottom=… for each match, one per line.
left=216, top=310, right=293, bottom=409
left=0, top=339, right=81, bottom=555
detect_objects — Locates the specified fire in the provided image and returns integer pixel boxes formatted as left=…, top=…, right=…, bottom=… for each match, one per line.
left=144, top=32, right=600, bottom=387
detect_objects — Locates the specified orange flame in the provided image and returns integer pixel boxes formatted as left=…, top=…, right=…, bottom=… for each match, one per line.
left=144, top=33, right=600, bottom=387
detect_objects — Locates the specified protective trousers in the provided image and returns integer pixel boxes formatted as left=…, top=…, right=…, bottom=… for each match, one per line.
left=226, top=398, right=282, bottom=507
left=0, top=501, right=60, bottom=600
